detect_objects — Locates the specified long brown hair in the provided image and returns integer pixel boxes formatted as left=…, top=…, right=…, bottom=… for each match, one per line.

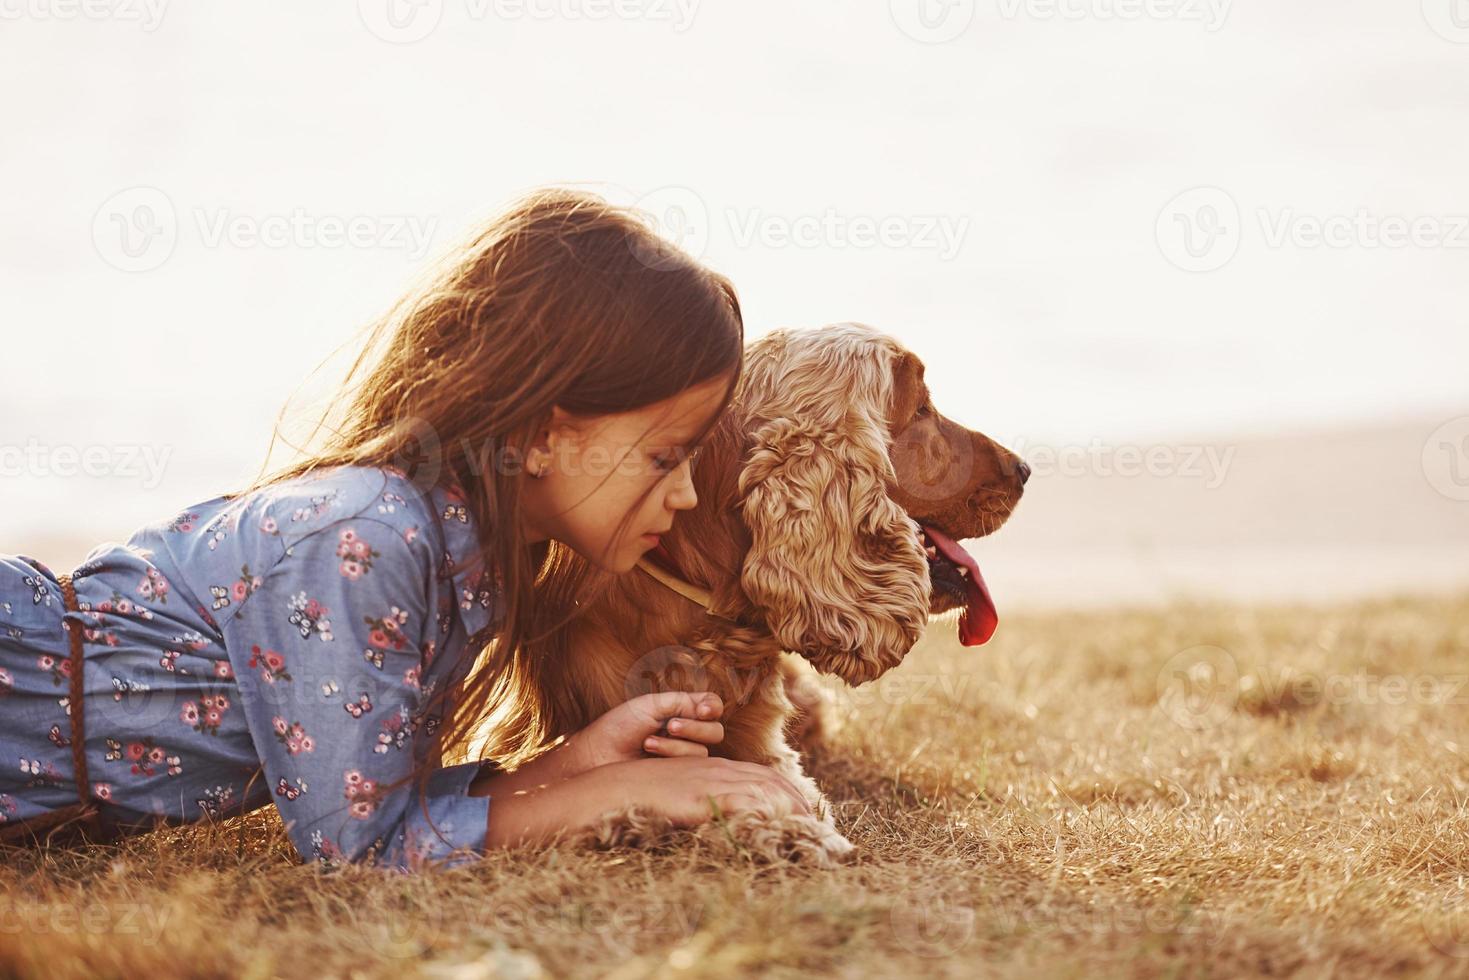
left=230, top=186, right=744, bottom=858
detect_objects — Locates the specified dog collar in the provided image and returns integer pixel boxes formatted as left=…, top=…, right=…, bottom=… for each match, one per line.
left=634, top=555, right=718, bottom=612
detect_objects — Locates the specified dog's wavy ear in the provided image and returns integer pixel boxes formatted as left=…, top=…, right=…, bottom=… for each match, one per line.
left=736, top=326, right=931, bottom=685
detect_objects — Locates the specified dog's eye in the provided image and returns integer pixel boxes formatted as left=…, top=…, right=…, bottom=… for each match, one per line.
left=915, top=402, right=932, bottom=419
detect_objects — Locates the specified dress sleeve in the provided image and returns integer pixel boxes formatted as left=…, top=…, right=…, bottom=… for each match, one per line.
left=220, top=514, right=491, bottom=872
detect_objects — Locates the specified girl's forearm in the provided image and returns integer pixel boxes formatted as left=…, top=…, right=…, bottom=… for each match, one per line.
left=478, top=779, right=570, bottom=849
left=472, top=756, right=629, bottom=849
left=469, top=746, right=568, bottom=799
left=469, top=752, right=573, bottom=849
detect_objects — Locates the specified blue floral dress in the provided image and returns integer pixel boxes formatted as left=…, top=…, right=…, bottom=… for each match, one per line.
left=0, top=463, right=503, bottom=872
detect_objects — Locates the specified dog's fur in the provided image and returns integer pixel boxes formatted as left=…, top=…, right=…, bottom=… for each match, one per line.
left=485, top=323, right=1027, bottom=862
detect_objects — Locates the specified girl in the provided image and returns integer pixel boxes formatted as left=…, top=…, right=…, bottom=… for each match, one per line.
left=0, top=188, right=811, bottom=870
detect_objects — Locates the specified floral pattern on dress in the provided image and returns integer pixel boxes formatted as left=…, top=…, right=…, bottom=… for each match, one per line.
left=1, top=464, right=499, bottom=871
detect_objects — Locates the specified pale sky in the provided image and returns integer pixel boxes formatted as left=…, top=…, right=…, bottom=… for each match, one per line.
left=2, top=0, right=1466, bottom=557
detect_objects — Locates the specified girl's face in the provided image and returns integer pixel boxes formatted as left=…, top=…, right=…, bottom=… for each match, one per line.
left=520, top=373, right=732, bottom=573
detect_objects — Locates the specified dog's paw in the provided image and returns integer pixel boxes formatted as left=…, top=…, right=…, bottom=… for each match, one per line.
left=702, top=812, right=856, bottom=869
left=572, top=805, right=676, bottom=850
left=566, top=805, right=856, bottom=869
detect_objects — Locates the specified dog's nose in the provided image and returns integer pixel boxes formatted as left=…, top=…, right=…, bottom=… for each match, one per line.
left=1015, top=459, right=1031, bottom=485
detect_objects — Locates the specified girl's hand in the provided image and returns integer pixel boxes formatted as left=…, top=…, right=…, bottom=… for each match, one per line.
left=484, top=756, right=815, bottom=849
left=563, top=691, right=726, bottom=775
left=469, top=691, right=726, bottom=803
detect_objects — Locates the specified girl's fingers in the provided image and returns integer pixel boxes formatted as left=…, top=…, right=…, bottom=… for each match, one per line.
left=713, top=760, right=813, bottom=811
left=710, top=792, right=757, bottom=817
left=739, top=769, right=813, bottom=816
left=770, top=773, right=814, bottom=813
left=643, top=736, right=709, bottom=759
left=637, top=691, right=724, bottom=726
left=715, top=786, right=808, bottom=819
left=770, top=781, right=813, bottom=816
left=701, top=763, right=812, bottom=816
left=663, top=718, right=723, bottom=745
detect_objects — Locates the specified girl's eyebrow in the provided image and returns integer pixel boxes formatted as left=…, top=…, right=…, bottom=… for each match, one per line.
left=650, top=419, right=705, bottom=447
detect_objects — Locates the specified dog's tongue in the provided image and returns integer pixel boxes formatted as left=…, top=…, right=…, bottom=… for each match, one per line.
left=920, top=523, right=998, bottom=646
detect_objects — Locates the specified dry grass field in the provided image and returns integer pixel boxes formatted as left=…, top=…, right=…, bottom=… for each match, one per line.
left=3, top=590, right=1468, bottom=979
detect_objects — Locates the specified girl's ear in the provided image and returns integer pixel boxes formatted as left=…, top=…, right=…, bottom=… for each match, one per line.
left=533, top=406, right=587, bottom=475
left=546, top=406, right=591, bottom=442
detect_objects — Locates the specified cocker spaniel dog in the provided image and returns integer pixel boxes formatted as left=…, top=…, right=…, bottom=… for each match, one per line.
left=485, top=323, right=1028, bottom=863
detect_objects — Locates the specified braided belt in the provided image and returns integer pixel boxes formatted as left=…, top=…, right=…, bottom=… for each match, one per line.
left=0, top=572, right=108, bottom=847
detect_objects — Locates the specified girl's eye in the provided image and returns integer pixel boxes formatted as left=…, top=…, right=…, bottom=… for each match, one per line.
left=653, top=446, right=700, bottom=474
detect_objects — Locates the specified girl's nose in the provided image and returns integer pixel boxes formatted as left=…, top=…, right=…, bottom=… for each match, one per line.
left=668, top=461, right=698, bottom=510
